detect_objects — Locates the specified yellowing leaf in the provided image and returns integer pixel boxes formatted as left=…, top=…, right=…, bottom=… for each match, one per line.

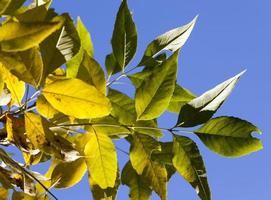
left=195, top=116, right=263, bottom=157
left=135, top=51, right=179, bottom=120
left=173, top=136, right=211, bottom=200
left=0, top=16, right=65, bottom=52
left=84, top=130, right=117, bottom=189
left=0, top=187, right=8, bottom=200
left=0, top=0, right=26, bottom=15
left=51, top=158, right=87, bottom=188
left=43, top=78, right=111, bottom=119
left=121, top=162, right=152, bottom=200
left=36, top=95, right=59, bottom=119
left=130, top=133, right=161, bottom=174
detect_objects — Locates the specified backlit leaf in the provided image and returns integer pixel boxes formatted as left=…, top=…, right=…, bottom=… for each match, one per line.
left=135, top=51, right=179, bottom=120
left=195, top=116, right=263, bottom=157
left=173, top=136, right=211, bottom=200
left=138, top=16, right=197, bottom=66
left=84, top=129, right=117, bottom=189
left=177, top=70, right=246, bottom=127
left=42, top=78, right=111, bottom=119
left=111, top=0, right=137, bottom=69
left=0, top=16, right=64, bottom=52
left=36, top=95, right=59, bottom=119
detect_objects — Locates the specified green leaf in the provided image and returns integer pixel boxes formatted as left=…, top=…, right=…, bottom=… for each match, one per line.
left=135, top=51, right=179, bottom=120
left=134, top=120, right=163, bottom=138
left=173, top=136, right=211, bottom=200
left=42, top=78, right=111, bottom=119
left=152, top=142, right=173, bottom=165
left=105, top=53, right=122, bottom=77
left=77, top=52, right=106, bottom=94
left=51, top=158, right=87, bottom=188
left=167, top=84, right=196, bottom=113
left=130, top=133, right=161, bottom=175
left=0, top=16, right=64, bottom=52
left=84, top=129, right=118, bottom=189
left=108, top=89, right=136, bottom=125
left=111, top=0, right=137, bottom=69
left=138, top=16, right=197, bottom=66
left=177, top=70, right=246, bottom=127
left=66, top=17, right=93, bottom=78
left=121, top=162, right=152, bottom=200
left=195, top=116, right=263, bottom=157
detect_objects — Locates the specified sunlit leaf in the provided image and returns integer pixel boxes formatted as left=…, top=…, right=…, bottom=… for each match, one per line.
left=111, top=0, right=137, bottom=69
left=173, top=136, right=211, bottom=200
left=84, top=129, right=117, bottom=189
left=43, top=78, right=111, bottom=119
left=130, top=133, right=161, bottom=175
left=121, top=162, right=152, bottom=200
left=138, top=16, right=197, bottom=66
left=0, top=89, right=11, bottom=106
left=195, top=116, right=263, bottom=157
left=36, top=95, right=59, bottom=119
left=135, top=51, right=179, bottom=120
left=167, top=84, right=196, bottom=113
left=0, top=187, right=8, bottom=200
left=0, top=16, right=65, bottom=52
left=51, top=158, right=87, bottom=188
left=177, top=70, right=246, bottom=127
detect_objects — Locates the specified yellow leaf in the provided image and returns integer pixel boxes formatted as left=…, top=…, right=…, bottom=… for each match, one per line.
left=84, top=130, right=117, bottom=189
left=43, top=79, right=111, bottom=119
left=36, top=95, right=59, bottom=119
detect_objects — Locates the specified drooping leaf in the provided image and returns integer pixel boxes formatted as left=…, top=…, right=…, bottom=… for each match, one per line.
left=177, top=70, right=246, bottom=127
left=195, top=116, right=263, bottom=157
left=173, top=136, right=211, bottom=200
left=84, top=129, right=118, bottom=189
left=167, top=84, right=196, bottom=113
left=135, top=51, right=179, bottom=120
left=51, top=158, right=87, bottom=188
left=111, top=0, right=137, bottom=69
left=121, top=162, right=152, bottom=200
left=138, top=16, right=197, bottom=66
left=0, top=16, right=65, bottom=52
left=130, top=133, right=161, bottom=175
left=77, top=52, right=106, bottom=94
left=152, top=142, right=173, bottom=165
left=42, top=78, right=111, bottom=119
left=36, top=95, right=59, bottom=119
left=108, top=89, right=136, bottom=125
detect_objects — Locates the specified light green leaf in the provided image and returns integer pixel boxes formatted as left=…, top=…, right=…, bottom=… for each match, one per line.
left=195, top=116, right=263, bottom=157
left=84, top=129, right=118, bottom=189
left=51, top=158, right=87, bottom=188
left=121, top=162, right=152, bottom=200
left=77, top=52, right=106, bottom=94
left=43, top=78, right=111, bottom=119
left=173, top=136, right=211, bottom=200
left=138, top=16, right=197, bottom=66
left=108, top=89, right=136, bottom=125
left=135, top=51, right=179, bottom=120
left=0, top=16, right=64, bottom=52
left=130, top=133, right=161, bottom=175
left=177, top=70, right=246, bottom=127
left=167, top=84, right=196, bottom=113
left=134, top=120, right=163, bottom=138
left=111, top=0, right=137, bottom=69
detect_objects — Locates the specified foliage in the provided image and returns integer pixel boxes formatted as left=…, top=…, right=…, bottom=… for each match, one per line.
left=0, top=0, right=263, bottom=199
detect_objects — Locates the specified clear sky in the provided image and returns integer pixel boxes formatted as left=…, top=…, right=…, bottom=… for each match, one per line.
left=49, top=0, right=271, bottom=199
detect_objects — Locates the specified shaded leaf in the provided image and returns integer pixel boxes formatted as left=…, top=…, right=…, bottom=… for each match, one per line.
left=167, top=84, right=196, bottom=113
left=0, top=16, right=64, bottom=52
left=0, top=0, right=26, bottom=15
left=0, top=187, right=8, bottom=200
left=105, top=53, right=122, bottom=77
left=84, top=129, right=117, bottom=189
left=195, top=116, right=263, bottom=157
left=135, top=51, right=179, bottom=120
left=177, top=70, right=246, bottom=127
left=121, top=162, right=152, bottom=200
left=42, top=78, right=111, bottom=119
left=173, top=136, right=211, bottom=200
left=138, top=16, right=197, bottom=66
left=36, top=95, right=59, bottom=119
left=111, top=0, right=137, bottom=69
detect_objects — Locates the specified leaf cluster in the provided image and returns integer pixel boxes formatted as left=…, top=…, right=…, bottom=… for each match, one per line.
left=0, top=0, right=263, bottom=200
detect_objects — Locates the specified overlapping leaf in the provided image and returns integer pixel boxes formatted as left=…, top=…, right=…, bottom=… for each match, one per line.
left=195, top=116, right=263, bottom=157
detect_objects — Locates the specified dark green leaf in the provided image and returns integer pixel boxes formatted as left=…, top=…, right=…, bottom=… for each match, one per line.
left=105, top=53, right=122, bottom=77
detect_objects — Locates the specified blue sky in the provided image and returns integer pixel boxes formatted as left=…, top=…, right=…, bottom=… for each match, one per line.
left=49, top=0, right=271, bottom=199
